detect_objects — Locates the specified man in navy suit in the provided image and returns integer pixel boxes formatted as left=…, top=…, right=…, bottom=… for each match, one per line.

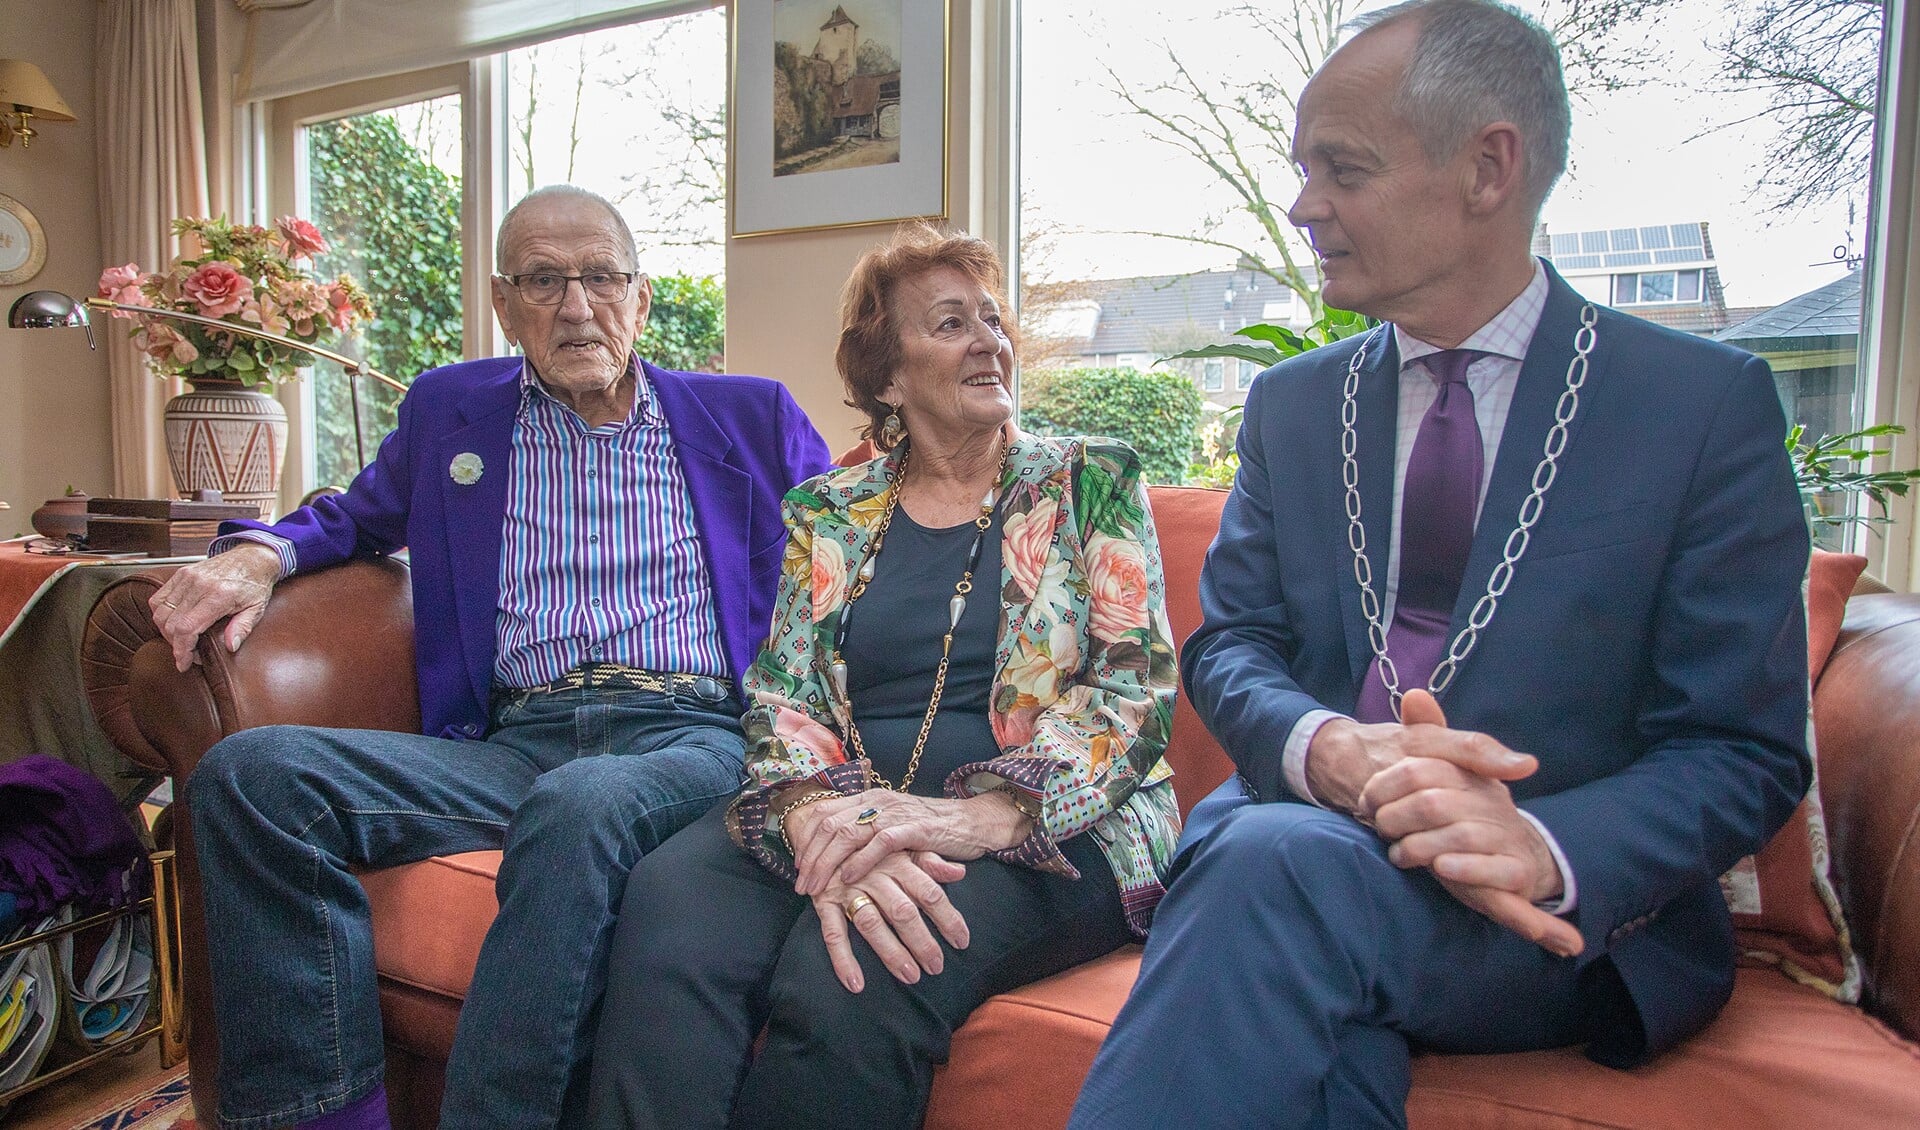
left=1070, top=2, right=1810, bottom=1126
left=150, top=186, right=832, bottom=1130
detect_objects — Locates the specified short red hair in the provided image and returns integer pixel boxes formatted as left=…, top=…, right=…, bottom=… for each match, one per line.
left=837, top=224, right=1020, bottom=450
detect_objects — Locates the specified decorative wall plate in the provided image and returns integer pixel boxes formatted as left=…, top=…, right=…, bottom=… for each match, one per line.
left=0, top=193, right=47, bottom=286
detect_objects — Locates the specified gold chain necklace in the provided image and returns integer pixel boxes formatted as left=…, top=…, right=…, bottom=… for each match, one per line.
left=828, top=440, right=1008, bottom=794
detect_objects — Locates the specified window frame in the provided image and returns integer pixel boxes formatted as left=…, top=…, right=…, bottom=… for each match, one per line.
left=262, top=61, right=503, bottom=509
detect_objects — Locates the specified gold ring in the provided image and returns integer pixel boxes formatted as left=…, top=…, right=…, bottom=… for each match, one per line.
left=844, top=894, right=876, bottom=921
left=161, top=600, right=179, bottom=609
left=854, top=807, right=881, bottom=825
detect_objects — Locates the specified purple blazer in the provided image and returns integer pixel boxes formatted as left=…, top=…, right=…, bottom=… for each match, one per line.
left=221, top=355, right=833, bottom=740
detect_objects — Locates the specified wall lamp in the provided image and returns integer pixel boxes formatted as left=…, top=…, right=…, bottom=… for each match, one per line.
left=7, top=290, right=404, bottom=469
left=0, top=60, right=75, bottom=149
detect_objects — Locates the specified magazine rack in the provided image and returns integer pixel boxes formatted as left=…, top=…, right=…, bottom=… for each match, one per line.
left=0, top=849, right=185, bottom=1105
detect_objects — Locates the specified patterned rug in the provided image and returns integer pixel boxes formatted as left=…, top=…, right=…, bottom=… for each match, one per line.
left=68, top=1068, right=195, bottom=1130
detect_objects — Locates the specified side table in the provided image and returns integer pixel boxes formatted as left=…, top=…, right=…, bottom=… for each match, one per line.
left=0, top=540, right=201, bottom=803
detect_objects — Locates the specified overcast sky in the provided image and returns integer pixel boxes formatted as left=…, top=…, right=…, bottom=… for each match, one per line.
left=1020, top=0, right=1867, bottom=310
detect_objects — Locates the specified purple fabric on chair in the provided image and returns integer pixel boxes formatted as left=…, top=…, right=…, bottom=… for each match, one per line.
left=1356, top=349, right=1486, bottom=723
left=0, top=754, right=146, bottom=916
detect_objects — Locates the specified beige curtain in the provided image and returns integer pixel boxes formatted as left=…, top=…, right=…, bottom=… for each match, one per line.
left=95, top=0, right=210, bottom=499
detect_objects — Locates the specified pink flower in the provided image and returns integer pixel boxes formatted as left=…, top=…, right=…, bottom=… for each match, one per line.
left=326, top=283, right=356, bottom=332
left=96, top=263, right=151, bottom=317
left=1085, top=534, right=1152, bottom=644
left=276, top=216, right=329, bottom=260
left=1003, top=503, right=1059, bottom=599
left=97, top=263, right=141, bottom=295
left=141, top=323, right=197, bottom=367
left=811, top=537, right=848, bottom=621
left=241, top=295, right=289, bottom=337
left=181, top=261, right=253, bottom=318
left=771, top=707, right=847, bottom=763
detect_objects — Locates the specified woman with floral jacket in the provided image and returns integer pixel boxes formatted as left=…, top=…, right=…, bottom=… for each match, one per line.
left=586, top=227, right=1179, bottom=1129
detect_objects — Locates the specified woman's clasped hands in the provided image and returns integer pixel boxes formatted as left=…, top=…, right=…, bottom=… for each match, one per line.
left=782, top=788, right=1035, bottom=992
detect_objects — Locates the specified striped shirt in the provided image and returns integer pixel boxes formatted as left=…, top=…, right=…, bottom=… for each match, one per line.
left=492, top=359, right=729, bottom=687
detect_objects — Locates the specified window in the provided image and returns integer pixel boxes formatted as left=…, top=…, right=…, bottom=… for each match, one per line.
left=265, top=7, right=725, bottom=501
left=1018, top=0, right=1890, bottom=504
left=1612, top=269, right=1704, bottom=305
left=1236, top=360, right=1257, bottom=390
left=1203, top=359, right=1225, bottom=391
left=302, top=96, right=465, bottom=490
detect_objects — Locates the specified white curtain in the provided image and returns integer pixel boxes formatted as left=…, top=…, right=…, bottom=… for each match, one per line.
left=95, top=0, right=210, bottom=499
left=234, top=0, right=713, bottom=102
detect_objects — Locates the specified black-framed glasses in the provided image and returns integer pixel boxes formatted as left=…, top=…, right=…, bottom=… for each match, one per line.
left=497, top=271, right=638, bottom=305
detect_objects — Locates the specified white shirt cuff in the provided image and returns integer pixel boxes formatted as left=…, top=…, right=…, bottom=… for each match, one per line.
left=1516, top=809, right=1578, bottom=916
left=1282, top=709, right=1346, bottom=808
left=209, top=531, right=297, bottom=580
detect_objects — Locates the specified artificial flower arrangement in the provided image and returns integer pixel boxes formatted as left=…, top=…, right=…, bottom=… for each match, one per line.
left=97, top=216, right=373, bottom=390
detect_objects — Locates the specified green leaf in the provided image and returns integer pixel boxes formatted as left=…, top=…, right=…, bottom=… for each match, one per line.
left=1160, top=342, right=1283, bottom=367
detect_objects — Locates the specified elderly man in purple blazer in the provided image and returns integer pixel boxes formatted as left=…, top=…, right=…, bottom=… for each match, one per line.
left=149, top=185, right=832, bottom=1130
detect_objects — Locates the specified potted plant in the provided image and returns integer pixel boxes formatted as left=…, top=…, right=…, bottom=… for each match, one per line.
left=1788, top=423, right=1920, bottom=540
left=98, top=216, right=372, bottom=514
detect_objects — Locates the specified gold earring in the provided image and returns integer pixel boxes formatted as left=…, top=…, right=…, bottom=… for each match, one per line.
left=880, top=409, right=906, bottom=449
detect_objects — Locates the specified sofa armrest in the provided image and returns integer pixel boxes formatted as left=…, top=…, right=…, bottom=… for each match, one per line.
left=80, top=557, right=422, bottom=784
left=1813, top=591, right=1920, bottom=1044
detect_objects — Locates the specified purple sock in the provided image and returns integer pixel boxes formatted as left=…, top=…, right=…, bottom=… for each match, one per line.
left=293, top=1084, right=391, bottom=1130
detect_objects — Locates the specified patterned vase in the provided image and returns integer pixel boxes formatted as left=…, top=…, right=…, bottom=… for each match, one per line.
left=163, top=376, right=289, bottom=518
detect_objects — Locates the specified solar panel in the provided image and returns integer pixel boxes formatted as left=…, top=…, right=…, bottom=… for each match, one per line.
left=1670, top=223, right=1704, bottom=248
left=1640, top=226, right=1671, bottom=250
left=1604, top=250, right=1653, bottom=267
left=1581, top=231, right=1609, bottom=254
left=1610, top=228, right=1639, bottom=251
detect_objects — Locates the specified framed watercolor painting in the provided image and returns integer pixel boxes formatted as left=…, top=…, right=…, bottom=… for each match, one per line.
left=731, top=0, right=949, bottom=236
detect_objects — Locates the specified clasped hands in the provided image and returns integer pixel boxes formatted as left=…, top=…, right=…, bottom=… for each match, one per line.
left=782, top=788, right=1033, bottom=993
left=1308, top=689, right=1584, bottom=958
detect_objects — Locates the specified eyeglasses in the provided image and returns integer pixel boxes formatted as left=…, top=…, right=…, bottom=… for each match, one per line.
left=497, top=271, right=638, bottom=305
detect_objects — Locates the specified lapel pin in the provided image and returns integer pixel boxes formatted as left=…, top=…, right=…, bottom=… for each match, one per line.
left=450, top=452, right=484, bottom=486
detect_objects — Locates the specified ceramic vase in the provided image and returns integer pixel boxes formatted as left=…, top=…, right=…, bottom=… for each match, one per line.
left=163, top=376, right=289, bottom=518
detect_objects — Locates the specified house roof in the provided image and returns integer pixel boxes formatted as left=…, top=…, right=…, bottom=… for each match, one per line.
left=830, top=72, right=897, bottom=119
left=821, top=6, right=855, bottom=30
left=1715, top=270, right=1862, bottom=353
left=1069, top=268, right=1294, bottom=357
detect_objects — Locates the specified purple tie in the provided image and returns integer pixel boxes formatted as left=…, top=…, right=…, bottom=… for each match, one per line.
left=1355, top=349, right=1484, bottom=723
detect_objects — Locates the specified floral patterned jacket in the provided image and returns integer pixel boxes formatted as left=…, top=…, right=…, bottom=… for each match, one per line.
left=727, top=432, right=1182, bottom=934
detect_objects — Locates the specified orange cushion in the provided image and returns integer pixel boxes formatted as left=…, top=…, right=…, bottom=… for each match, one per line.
left=363, top=851, right=501, bottom=1000
left=1722, top=548, right=1867, bottom=998
left=925, top=957, right=1920, bottom=1130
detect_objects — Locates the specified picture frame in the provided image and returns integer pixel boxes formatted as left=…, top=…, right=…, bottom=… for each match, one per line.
left=730, top=0, right=949, bottom=237
left=0, top=194, right=46, bottom=287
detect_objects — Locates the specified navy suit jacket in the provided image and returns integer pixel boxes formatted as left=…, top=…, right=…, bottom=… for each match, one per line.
left=223, top=355, right=833, bottom=741
left=1179, top=265, right=1811, bottom=1065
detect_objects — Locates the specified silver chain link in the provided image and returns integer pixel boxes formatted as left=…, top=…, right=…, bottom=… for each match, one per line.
left=1343, top=304, right=1599, bottom=720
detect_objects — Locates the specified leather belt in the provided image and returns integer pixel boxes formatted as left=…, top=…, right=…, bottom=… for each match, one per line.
left=517, top=663, right=733, bottom=699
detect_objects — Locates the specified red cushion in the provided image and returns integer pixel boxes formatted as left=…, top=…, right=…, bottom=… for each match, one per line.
left=1724, top=549, right=1867, bottom=997
left=924, top=956, right=1920, bottom=1130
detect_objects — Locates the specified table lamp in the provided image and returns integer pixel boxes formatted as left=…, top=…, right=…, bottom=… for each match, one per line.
left=7, top=290, right=404, bottom=468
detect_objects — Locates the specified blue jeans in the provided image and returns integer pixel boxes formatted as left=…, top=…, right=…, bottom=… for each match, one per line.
left=187, top=684, right=747, bottom=1130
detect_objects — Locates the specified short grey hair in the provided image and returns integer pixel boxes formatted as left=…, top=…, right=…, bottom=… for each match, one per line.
left=494, top=185, right=639, bottom=270
left=1346, top=0, right=1571, bottom=214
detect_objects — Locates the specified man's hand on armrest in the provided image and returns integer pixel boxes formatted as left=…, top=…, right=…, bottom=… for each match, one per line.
left=149, top=543, right=282, bottom=672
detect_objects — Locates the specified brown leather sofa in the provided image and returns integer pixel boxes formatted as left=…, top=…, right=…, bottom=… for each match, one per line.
left=81, top=485, right=1920, bottom=1128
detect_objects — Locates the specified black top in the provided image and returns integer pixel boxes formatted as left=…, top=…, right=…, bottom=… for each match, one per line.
left=841, top=503, right=1005, bottom=795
